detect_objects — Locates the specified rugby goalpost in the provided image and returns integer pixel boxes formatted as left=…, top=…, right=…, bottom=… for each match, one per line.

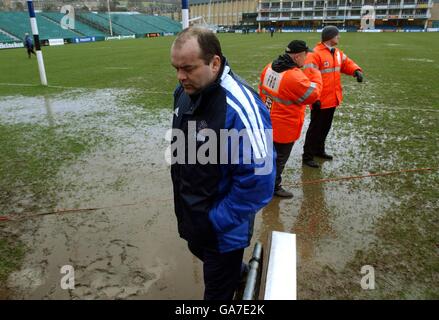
left=26, top=0, right=48, bottom=86
left=181, top=0, right=219, bottom=31
left=188, top=16, right=219, bottom=31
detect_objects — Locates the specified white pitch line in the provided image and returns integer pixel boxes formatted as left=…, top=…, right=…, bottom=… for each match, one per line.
left=105, top=67, right=132, bottom=70
left=48, top=85, right=83, bottom=90
left=344, top=105, right=439, bottom=112
left=0, top=83, right=38, bottom=87
left=0, top=83, right=78, bottom=89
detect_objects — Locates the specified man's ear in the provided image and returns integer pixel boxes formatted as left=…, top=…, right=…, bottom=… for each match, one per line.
left=291, top=53, right=298, bottom=64
left=211, top=55, right=221, bottom=73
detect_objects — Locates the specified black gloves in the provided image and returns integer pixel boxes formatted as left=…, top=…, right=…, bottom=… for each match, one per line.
left=354, top=70, right=363, bottom=83
left=312, top=100, right=321, bottom=110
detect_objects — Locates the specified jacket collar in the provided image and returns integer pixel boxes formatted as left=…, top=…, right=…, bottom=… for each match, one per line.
left=184, top=57, right=230, bottom=115
left=318, top=42, right=336, bottom=54
left=271, top=53, right=298, bottom=73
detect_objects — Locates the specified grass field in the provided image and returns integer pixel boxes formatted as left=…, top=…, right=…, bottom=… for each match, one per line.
left=0, top=32, right=438, bottom=299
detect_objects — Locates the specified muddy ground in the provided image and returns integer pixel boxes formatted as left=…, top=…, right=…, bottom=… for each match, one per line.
left=0, top=85, right=437, bottom=299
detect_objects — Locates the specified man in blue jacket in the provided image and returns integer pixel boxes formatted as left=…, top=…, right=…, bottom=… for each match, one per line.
left=24, top=33, right=35, bottom=59
left=170, top=27, right=275, bottom=300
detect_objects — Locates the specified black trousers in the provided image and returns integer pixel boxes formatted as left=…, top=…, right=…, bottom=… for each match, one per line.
left=303, top=107, right=336, bottom=161
left=274, top=141, right=294, bottom=190
left=188, top=242, right=244, bottom=300
left=27, top=47, right=35, bottom=58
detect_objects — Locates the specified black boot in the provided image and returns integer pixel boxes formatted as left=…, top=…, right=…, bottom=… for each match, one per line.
left=274, top=186, right=293, bottom=198
left=315, top=153, right=333, bottom=160
left=302, top=159, right=319, bottom=168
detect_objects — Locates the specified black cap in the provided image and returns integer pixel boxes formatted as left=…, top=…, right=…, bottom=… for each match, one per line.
left=285, top=40, right=312, bottom=54
left=321, top=26, right=339, bottom=42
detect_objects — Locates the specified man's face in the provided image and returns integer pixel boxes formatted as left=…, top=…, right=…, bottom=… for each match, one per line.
left=171, top=37, right=220, bottom=95
left=293, top=51, right=308, bottom=67
left=329, top=34, right=340, bottom=46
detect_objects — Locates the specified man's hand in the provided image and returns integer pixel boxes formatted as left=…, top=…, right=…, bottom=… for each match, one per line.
left=354, top=70, right=363, bottom=83
left=312, top=100, right=321, bottom=110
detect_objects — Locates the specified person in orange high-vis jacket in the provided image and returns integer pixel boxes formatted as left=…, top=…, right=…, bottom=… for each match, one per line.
left=302, top=26, right=363, bottom=168
left=259, top=40, right=322, bottom=198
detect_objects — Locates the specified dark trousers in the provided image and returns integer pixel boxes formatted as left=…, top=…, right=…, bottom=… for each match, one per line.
left=27, top=47, right=35, bottom=58
left=274, top=141, right=294, bottom=190
left=188, top=242, right=244, bottom=300
left=303, top=107, right=336, bottom=161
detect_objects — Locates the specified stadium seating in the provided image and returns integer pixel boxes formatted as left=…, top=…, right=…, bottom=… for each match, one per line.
left=344, top=26, right=358, bottom=32
left=0, top=33, right=15, bottom=42
left=132, top=15, right=182, bottom=33
left=98, top=13, right=166, bottom=34
left=78, top=13, right=181, bottom=35
left=402, top=25, right=424, bottom=30
left=0, top=12, right=80, bottom=40
left=78, top=12, right=135, bottom=36
left=41, top=12, right=107, bottom=37
left=282, top=26, right=312, bottom=31
left=0, top=12, right=181, bottom=40
left=0, top=12, right=33, bottom=39
left=379, top=25, right=398, bottom=30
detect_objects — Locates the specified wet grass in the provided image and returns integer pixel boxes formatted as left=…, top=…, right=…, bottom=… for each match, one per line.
left=0, top=123, right=96, bottom=214
left=1, top=33, right=438, bottom=107
left=295, top=173, right=439, bottom=300
left=0, top=121, right=99, bottom=291
left=0, top=238, right=25, bottom=284
left=0, top=33, right=438, bottom=299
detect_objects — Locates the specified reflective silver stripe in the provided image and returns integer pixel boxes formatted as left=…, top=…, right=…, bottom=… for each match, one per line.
left=320, top=67, right=341, bottom=74
left=260, top=88, right=298, bottom=106
left=296, top=82, right=317, bottom=104
left=262, top=83, right=316, bottom=106
left=303, top=63, right=318, bottom=69
left=342, top=54, right=347, bottom=62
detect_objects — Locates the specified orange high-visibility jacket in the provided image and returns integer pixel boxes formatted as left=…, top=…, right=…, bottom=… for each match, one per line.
left=303, top=42, right=362, bottom=109
left=259, top=63, right=322, bottom=144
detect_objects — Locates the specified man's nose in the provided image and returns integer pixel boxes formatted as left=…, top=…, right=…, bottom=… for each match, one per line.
left=177, top=69, right=187, bottom=81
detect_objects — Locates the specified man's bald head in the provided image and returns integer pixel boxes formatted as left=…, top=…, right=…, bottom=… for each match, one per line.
left=172, top=27, right=223, bottom=65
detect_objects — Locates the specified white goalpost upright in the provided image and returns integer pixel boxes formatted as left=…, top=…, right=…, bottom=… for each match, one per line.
left=182, top=0, right=189, bottom=29
left=107, top=0, right=113, bottom=36
left=26, top=0, right=47, bottom=86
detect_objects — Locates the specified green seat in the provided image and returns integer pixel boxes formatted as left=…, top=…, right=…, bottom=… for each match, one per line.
left=0, top=12, right=79, bottom=40
left=79, top=12, right=134, bottom=36
left=41, top=12, right=107, bottom=37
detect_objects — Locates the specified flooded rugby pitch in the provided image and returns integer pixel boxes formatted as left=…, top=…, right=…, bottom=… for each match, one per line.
left=0, top=87, right=436, bottom=299
left=0, top=34, right=438, bottom=299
